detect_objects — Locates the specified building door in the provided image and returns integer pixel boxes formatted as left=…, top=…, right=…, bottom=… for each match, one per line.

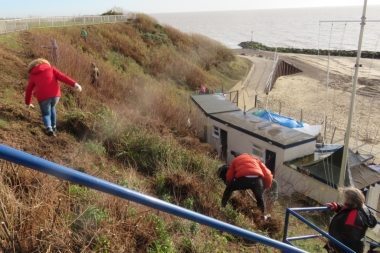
left=220, top=129, right=228, bottom=162
left=265, top=149, right=276, bottom=175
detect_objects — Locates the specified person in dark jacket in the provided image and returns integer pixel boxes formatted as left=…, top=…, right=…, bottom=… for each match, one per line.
left=91, top=63, right=100, bottom=86
left=219, top=151, right=273, bottom=214
left=41, top=39, right=59, bottom=65
left=324, top=187, right=378, bottom=253
left=24, top=58, right=82, bottom=136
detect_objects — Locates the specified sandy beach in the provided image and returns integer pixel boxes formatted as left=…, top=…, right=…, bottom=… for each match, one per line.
left=234, top=49, right=380, bottom=161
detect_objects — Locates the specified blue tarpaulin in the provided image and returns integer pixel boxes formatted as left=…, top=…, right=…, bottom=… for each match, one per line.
left=253, top=110, right=305, bottom=128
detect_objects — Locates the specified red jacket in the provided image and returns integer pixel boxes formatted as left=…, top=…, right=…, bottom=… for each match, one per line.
left=227, top=154, right=273, bottom=189
left=25, top=63, right=76, bottom=104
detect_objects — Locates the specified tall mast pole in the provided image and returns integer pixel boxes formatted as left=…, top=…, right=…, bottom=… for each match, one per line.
left=338, top=0, right=367, bottom=188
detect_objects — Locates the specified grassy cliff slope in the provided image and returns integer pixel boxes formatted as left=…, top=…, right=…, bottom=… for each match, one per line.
left=0, top=14, right=322, bottom=252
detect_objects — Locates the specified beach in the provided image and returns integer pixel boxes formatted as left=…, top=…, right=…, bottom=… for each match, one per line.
left=233, top=49, right=380, bottom=161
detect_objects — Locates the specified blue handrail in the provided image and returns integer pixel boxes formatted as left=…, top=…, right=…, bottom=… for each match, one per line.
left=0, top=144, right=306, bottom=253
left=283, top=207, right=356, bottom=253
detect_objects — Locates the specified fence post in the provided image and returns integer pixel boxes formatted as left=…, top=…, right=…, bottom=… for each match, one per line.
left=300, top=109, right=303, bottom=122
left=255, top=95, right=257, bottom=108
left=279, top=101, right=282, bottom=115
left=323, top=116, right=327, bottom=142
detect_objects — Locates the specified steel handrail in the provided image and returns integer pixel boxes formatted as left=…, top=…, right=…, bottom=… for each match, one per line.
left=0, top=144, right=306, bottom=253
left=283, top=206, right=357, bottom=253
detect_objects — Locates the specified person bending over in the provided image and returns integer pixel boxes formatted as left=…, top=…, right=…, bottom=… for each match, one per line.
left=25, top=58, right=82, bottom=136
left=220, top=152, right=273, bottom=214
left=324, top=187, right=377, bottom=253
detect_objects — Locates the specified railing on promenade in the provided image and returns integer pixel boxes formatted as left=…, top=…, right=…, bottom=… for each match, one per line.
left=283, top=206, right=380, bottom=253
left=0, top=144, right=306, bottom=253
left=0, top=14, right=135, bottom=34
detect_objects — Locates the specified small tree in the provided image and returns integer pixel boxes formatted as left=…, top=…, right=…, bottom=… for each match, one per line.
left=101, top=6, right=126, bottom=16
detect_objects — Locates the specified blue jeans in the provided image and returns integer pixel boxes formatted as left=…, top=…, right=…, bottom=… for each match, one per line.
left=39, top=97, right=60, bottom=129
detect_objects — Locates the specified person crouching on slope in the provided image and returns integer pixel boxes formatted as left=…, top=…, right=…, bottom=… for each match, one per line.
left=24, top=58, right=82, bottom=136
left=221, top=151, right=273, bottom=214
left=324, top=187, right=377, bottom=253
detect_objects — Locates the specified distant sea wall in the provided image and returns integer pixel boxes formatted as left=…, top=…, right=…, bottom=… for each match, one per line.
left=239, top=41, right=380, bottom=59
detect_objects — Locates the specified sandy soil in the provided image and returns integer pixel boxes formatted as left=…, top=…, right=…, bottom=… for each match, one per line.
left=234, top=49, right=380, bottom=161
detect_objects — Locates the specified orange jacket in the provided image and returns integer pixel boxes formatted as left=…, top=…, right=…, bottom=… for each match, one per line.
left=226, top=153, right=273, bottom=189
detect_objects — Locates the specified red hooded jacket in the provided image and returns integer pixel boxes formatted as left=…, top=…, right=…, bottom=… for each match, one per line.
left=227, top=153, right=273, bottom=189
left=25, top=62, right=76, bottom=104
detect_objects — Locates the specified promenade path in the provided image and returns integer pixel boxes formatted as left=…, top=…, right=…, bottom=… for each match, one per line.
left=228, top=54, right=274, bottom=111
left=229, top=51, right=380, bottom=165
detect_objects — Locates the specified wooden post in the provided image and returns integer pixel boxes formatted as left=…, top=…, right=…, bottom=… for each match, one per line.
left=331, top=127, right=336, bottom=144
left=279, top=102, right=282, bottom=115
left=300, top=109, right=303, bottom=122
left=254, top=95, right=257, bottom=108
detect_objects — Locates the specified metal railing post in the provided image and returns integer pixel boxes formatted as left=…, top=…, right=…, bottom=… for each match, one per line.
left=282, top=208, right=291, bottom=247
left=283, top=207, right=356, bottom=253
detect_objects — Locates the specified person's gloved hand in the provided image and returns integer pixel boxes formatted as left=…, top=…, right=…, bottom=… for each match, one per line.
left=25, top=104, right=34, bottom=108
left=74, top=83, right=82, bottom=92
left=325, top=202, right=338, bottom=211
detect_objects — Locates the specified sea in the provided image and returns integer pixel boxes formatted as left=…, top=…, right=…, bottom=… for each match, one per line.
left=151, top=5, right=380, bottom=51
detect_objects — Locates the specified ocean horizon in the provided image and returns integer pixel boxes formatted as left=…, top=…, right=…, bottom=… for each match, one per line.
left=151, top=6, right=380, bottom=51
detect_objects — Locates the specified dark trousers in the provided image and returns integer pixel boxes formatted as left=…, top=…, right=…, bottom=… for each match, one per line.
left=221, top=176, right=265, bottom=213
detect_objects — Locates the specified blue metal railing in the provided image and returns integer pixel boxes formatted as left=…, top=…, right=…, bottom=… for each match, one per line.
left=0, top=144, right=306, bottom=252
left=283, top=207, right=360, bottom=253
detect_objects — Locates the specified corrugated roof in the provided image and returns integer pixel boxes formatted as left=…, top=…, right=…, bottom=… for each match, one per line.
left=285, top=147, right=380, bottom=189
left=351, top=164, right=380, bottom=189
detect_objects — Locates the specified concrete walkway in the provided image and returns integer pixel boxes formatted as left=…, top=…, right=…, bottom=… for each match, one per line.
left=228, top=55, right=274, bottom=111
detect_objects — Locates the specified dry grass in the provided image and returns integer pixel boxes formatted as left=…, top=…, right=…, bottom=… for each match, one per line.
left=0, top=15, right=323, bottom=252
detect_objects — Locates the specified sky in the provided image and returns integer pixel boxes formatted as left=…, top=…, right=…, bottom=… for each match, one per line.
left=1, top=0, right=380, bottom=18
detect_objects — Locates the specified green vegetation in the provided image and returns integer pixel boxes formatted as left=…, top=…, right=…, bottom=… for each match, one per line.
left=239, top=41, right=380, bottom=59
left=0, top=13, right=329, bottom=252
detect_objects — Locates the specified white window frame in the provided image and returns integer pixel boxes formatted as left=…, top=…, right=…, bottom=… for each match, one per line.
left=252, top=143, right=265, bottom=161
left=213, top=126, right=220, bottom=138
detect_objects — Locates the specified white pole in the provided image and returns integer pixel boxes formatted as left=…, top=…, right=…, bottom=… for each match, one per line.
left=324, top=52, right=330, bottom=142
left=265, top=46, right=278, bottom=111
left=338, top=0, right=367, bottom=188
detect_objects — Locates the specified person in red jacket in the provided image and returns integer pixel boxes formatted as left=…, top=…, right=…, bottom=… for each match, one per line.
left=221, top=151, right=273, bottom=214
left=25, top=58, right=82, bottom=136
left=324, top=187, right=377, bottom=253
